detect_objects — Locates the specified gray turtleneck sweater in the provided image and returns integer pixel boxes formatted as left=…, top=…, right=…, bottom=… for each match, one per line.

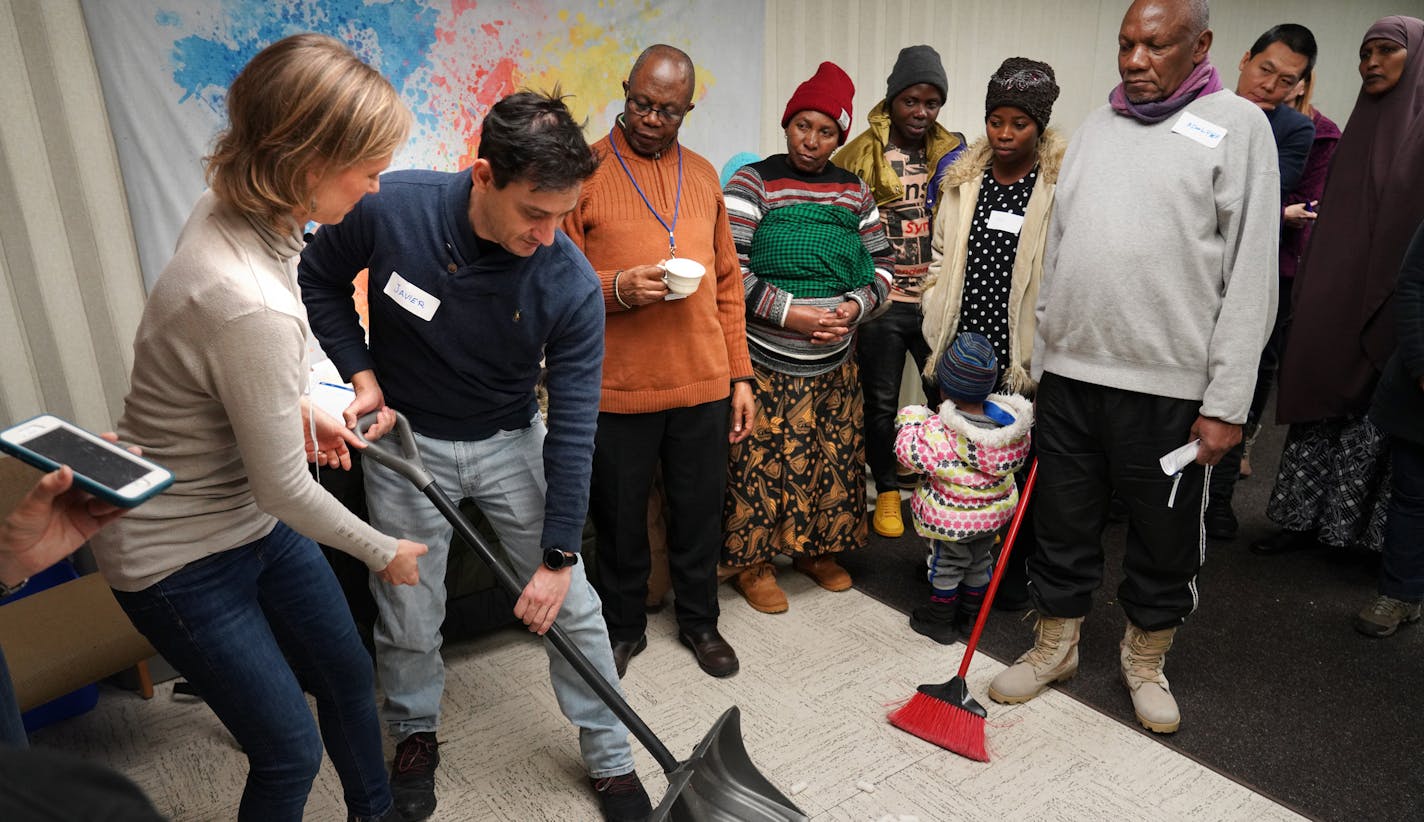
left=91, top=191, right=398, bottom=591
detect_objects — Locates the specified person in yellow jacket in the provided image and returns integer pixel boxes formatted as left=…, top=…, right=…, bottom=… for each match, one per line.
left=833, top=44, right=967, bottom=539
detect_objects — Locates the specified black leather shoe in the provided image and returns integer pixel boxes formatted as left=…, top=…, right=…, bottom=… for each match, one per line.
left=610, top=635, right=647, bottom=679
left=1204, top=501, right=1239, bottom=541
left=1251, top=529, right=1318, bottom=556
left=678, top=628, right=739, bottom=678
left=390, top=732, right=438, bottom=821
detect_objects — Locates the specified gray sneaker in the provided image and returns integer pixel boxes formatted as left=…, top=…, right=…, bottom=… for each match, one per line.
left=1354, top=595, right=1423, bottom=638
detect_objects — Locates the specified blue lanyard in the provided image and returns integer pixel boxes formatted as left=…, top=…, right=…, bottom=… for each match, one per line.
left=608, top=126, right=682, bottom=257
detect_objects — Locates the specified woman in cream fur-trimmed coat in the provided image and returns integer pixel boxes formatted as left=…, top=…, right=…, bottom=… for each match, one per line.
left=920, top=128, right=1066, bottom=396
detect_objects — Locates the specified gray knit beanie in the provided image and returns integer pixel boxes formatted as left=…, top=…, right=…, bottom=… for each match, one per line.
left=886, top=45, right=948, bottom=103
left=985, top=57, right=1060, bottom=132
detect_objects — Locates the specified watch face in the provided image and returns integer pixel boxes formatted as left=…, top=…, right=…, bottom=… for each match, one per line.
left=544, top=549, right=566, bottom=569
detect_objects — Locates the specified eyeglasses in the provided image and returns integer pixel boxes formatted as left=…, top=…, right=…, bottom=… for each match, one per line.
left=626, top=97, right=686, bottom=124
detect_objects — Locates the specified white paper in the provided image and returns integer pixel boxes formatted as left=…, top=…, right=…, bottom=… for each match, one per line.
left=1171, top=111, right=1227, bottom=148
left=384, top=271, right=440, bottom=321
left=310, top=379, right=356, bottom=421
left=1159, top=439, right=1201, bottom=475
left=987, top=210, right=1025, bottom=234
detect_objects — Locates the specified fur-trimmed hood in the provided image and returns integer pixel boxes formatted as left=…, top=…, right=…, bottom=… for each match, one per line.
left=942, top=128, right=1066, bottom=190
left=935, top=392, right=1034, bottom=451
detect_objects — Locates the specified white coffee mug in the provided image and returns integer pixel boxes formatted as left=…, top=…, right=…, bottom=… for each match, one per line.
left=662, top=258, right=706, bottom=296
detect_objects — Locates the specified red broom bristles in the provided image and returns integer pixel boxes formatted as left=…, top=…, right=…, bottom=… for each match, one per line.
left=888, top=691, right=988, bottom=762
left=887, top=460, right=1039, bottom=764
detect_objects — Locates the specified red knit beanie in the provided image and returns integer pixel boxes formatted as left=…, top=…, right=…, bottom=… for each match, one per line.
left=781, top=61, right=855, bottom=145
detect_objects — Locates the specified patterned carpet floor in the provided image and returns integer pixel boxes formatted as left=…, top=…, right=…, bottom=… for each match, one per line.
left=842, top=419, right=1424, bottom=822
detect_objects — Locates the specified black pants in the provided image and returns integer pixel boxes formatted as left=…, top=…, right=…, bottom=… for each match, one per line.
left=997, top=432, right=1040, bottom=595
left=1028, top=373, right=1207, bottom=630
left=589, top=399, right=729, bottom=642
left=858, top=301, right=934, bottom=494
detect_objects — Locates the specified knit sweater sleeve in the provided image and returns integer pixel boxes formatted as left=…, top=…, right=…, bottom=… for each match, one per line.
left=1203, top=112, right=1281, bottom=423
left=1275, top=114, right=1315, bottom=197
left=204, top=311, right=399, bottom=570
left=846, top=182, right=894, bottom=321
left=298, top=204, right=379, bottom=382
left=711, top=189, right=754, bottom=380
left=561, top=188, right=634, bottom=315
left=724, top=167, right=792, bottom=326
left=539, top=279, right=606, bottom=552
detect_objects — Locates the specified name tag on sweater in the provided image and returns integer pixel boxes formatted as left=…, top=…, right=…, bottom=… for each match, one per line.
left=384, top=271, right=439, bottom=321
left=987, top=210, right=1024, bottom=234
left=1171, top=111, right=1227, bottom=148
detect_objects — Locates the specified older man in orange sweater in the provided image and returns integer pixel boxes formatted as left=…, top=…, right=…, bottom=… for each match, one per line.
left=563, top=44, right=755, bottom=679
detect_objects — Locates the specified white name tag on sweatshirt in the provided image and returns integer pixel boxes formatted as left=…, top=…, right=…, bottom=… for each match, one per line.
left=1171, top=111, right=1227, bottom=148
left=987, top=210, right=1025, bottom=234
left=384, top=271, right=440, bottom=321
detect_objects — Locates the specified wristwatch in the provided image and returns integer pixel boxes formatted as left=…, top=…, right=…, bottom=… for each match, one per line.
left=542, top=548, right=579, bottom=571
left=0, top=577, right=29, bottom=598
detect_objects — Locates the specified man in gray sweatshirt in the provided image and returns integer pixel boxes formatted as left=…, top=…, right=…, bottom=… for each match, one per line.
left=986, top=0, right=1279, bottom=734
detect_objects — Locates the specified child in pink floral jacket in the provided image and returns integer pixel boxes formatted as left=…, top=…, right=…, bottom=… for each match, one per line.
left=895, top=332, right=1032, bottom=644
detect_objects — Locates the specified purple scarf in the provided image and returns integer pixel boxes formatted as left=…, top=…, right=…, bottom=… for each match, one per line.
left=1109, top=59, right=1223, bottom=123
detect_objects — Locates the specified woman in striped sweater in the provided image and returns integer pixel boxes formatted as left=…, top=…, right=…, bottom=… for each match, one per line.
left=720, top=62, right=893, bottom=614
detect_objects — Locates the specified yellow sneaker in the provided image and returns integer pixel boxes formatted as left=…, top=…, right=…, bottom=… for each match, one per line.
left=873, top=491, right=904, bottom=538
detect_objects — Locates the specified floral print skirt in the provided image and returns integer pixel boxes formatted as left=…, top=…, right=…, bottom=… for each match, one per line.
left=723, top=359, right=868, bottom=565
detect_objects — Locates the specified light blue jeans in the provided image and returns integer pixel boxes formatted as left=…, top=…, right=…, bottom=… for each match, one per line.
left=362, top=417, right=635, bottom=778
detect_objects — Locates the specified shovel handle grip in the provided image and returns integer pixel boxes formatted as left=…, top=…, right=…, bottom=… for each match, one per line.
left=351, top=411, right=434, bottom=489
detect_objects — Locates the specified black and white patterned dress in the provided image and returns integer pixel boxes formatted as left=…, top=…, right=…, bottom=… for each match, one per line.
left=957, top=166, right=1038, bottom=384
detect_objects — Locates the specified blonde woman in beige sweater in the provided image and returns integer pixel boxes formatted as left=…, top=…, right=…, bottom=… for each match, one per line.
left=89, top=35, right=424, bottom=822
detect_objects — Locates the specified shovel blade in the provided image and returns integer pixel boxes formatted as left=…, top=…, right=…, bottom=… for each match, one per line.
left=650, top=706, right=807, bottom=822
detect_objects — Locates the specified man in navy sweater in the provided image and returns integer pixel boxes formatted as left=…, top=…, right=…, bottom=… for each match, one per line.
left=300, top=92, right=650, bottom=822
left=1205, top=22, right=1318, bottom=539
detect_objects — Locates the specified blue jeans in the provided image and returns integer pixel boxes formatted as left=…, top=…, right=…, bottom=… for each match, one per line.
left=0, top=647, right=25, bottom=747
left=1380, top=437, right=1424, bottom=602
left=114, top=523, right=392, bottom=822
left=362, top=418, right=635, bottom=778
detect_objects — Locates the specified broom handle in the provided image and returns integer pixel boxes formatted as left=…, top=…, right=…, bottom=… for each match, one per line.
left=957, top=458, right=1038, bottom=677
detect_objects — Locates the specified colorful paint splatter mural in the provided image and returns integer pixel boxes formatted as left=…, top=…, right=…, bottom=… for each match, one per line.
left=81, top=0, right=762, bottom=287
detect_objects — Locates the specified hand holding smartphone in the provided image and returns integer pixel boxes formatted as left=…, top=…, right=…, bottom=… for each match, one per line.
left=1, top=415, right=172, bottom=507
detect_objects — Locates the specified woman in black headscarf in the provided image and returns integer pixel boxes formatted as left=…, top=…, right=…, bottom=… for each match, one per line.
left=1261, top=16, right=1424, bottom=556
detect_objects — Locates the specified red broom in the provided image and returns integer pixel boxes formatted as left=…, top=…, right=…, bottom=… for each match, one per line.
left=888, top=458, right=1039, bottom=762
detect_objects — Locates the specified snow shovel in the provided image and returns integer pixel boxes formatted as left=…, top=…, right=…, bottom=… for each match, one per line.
left=354, top=411, right=806, bottom=822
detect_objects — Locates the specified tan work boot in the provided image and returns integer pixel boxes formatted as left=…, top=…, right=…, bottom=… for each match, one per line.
left=792, top=554, right=853, bottom=592
left=873, top=491, right=904, bottom=538
left=1120, top=623, right=1180, bottom=733
left=734, top=562, right=788, bottom=614
left=987, top=614, right=1083, bottom=704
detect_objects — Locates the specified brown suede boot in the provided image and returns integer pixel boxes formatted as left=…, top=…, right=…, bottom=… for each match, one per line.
left=734, top=563, right=788, bottom=613
left=793, top=554, right=853, bottom=592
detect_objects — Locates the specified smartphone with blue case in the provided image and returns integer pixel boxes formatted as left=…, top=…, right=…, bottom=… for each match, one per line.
left=0, top=415, right=172, bottom=507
